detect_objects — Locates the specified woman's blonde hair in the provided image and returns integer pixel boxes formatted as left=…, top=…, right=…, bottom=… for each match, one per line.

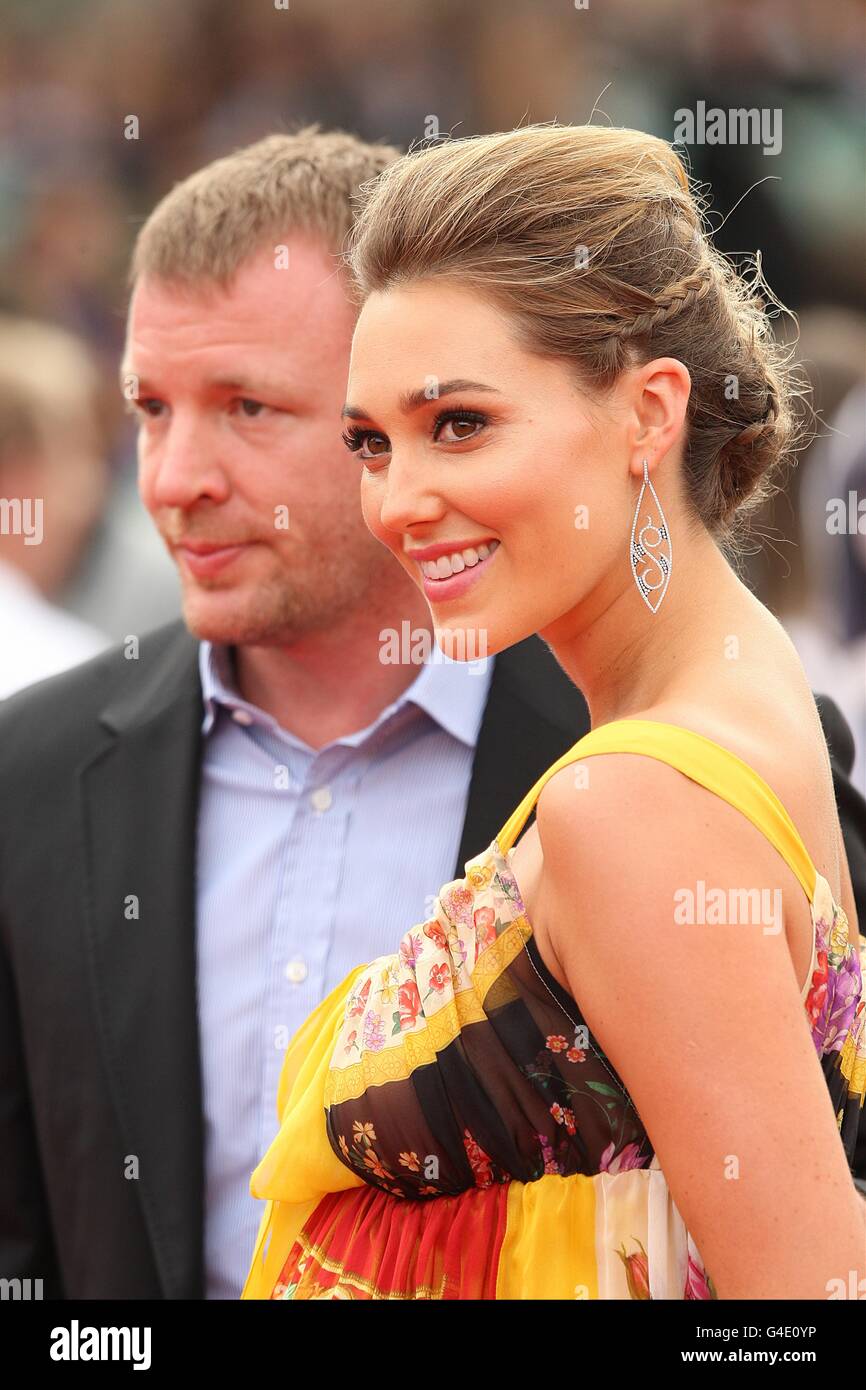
left=345, top=123, right=805, bottom=554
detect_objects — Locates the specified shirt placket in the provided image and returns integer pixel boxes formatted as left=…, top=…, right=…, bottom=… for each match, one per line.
left=259, top=739, right=365, bottom=1157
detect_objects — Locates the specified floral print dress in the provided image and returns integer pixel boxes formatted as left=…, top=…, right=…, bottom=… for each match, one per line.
left=241, top=720, right=866, bottom=1300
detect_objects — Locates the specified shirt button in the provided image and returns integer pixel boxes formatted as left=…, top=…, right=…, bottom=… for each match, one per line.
left=285, top=959, right=308, bottom=984
left=231, top=709, right=253, bottom=726
left=310, top=785, right=332, bottom=812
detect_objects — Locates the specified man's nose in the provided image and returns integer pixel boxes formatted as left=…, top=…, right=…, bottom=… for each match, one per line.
left=145, top=410, right=231, bottom=511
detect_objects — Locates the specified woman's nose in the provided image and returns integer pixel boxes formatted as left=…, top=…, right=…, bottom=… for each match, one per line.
left=375, top=451, right=445, bottom=535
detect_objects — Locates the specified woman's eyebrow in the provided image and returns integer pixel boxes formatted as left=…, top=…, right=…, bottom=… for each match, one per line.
left=342, top=378, right=500, bottom=421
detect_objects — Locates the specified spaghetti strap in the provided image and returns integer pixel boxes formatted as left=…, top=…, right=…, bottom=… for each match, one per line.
left=495, top=718, right=818, bottom=904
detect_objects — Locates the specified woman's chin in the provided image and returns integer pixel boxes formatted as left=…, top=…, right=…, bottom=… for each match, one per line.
left=432, top=621, right=494, bottom=665
left=431, top=614, right=535, bottom=664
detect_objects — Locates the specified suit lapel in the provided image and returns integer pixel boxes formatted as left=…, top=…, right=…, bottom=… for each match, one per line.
left=79, top=625, right=204, bottom=1299
left=454, top=635, right=590, bottom=874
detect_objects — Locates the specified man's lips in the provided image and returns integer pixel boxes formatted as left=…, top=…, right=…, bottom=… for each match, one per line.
left=175, top=540, right=252, bottom=555
left=173, top=539, right=254, bottom=577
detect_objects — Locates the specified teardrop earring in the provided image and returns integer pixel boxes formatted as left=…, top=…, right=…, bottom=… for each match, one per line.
left=629, top=458, right=672, bottom=613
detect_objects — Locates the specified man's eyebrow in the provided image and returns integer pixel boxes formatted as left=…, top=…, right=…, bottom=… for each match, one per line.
left=208, top=374, right=287, bottom=395
left=117, top=364, right=159, bottom=391
left=342, top=378, right=500, bottom=421
left=115, top=371, right=288, bottom=396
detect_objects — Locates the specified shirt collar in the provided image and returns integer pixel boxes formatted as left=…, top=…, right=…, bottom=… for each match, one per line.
left=199, top=642, right=246, bottom=737
left=198, top=639, right=492, bottom=750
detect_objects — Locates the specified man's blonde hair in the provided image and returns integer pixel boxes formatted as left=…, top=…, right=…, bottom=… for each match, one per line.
left=129, top=123, right=401, bottom=289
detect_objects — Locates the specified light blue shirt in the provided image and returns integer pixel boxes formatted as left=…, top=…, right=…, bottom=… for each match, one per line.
left=195, top=640, right=494, bottom=1298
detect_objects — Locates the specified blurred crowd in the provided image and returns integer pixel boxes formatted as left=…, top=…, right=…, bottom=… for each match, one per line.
left=0, top=0, right=863, bottom=782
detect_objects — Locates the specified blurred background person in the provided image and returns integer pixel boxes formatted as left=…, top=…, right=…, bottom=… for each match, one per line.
left=795, top=386, right=866, bottom=790
left=744, top=309, right=866, bottom=791
left=0, top=314, right=180, bottom=699
left=0, top=315, right=109, bottom=695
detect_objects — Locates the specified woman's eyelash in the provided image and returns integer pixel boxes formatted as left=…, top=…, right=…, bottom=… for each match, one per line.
left=340, top=407, right=489, bottom=455
left=340, top=424, right=370, bottom=452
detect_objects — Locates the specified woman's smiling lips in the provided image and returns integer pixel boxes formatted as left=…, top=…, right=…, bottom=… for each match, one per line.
left=175, top=539, right=253, bottom=578
left=406, top=536, right=501, bottom=602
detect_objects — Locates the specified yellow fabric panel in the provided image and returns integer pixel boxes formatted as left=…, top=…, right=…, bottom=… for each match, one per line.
left=496, top=1174, right=598, bottom=1299
left=241, top=1196, right=321, bottom=1300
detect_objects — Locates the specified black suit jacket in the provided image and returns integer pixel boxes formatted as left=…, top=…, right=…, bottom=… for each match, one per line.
left=0, top=619, right=864, bottom=1298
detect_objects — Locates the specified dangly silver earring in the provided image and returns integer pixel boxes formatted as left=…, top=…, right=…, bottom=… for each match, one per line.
left=629, top=458, right=672, bottom=613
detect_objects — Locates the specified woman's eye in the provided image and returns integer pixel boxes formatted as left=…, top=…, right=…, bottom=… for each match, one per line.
left=341, top=409, right=487, bottom=462
left=137, top=398, right=165, bottom=418
left=237, top=398, right=267, bottom=417
left=341, top=428, right=390, bottom=460
left=362, top=435, right=389, bottom=456
left=434, top=415, right=483, bottom=443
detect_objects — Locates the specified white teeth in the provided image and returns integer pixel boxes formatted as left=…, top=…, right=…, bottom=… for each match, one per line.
left=420, top=539, right=499, bottom=580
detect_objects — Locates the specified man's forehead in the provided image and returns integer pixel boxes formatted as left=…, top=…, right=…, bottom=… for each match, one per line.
left=128, top=297, right=338, bottom=379
left=127, top=255, right=353, bottom=349
left=129, top=270, right=284, bottom=331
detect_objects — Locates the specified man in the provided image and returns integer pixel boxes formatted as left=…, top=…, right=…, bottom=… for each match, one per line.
left=0, top=126, right=864, bottom=1301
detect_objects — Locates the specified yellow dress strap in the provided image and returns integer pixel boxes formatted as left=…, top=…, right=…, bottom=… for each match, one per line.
left=495, top=718, right=818, bottom=903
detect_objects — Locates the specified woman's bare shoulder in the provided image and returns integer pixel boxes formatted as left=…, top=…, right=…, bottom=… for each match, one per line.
left=633, top=694, right=843, bottom=881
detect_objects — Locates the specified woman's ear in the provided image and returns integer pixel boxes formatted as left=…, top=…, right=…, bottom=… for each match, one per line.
left=629, top=357, right=692, bottom=473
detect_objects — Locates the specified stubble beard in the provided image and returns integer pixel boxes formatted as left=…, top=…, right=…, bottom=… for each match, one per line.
left=179, top=540, right=401, bottom=649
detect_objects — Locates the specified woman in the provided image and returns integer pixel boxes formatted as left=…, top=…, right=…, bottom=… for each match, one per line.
left=241, top=123, right=866, bottom=1300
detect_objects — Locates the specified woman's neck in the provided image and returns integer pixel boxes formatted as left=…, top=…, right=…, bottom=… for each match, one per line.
left=544, top=526, right=755, bottom=729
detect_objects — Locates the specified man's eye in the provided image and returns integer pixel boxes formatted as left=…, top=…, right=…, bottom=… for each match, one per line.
left=136, top=398, right=165, bottom=418
left=237, top=398, right=267, bottom=417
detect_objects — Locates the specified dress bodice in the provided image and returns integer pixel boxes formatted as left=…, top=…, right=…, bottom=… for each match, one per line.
left=317, top=720, right=864, bottom=1195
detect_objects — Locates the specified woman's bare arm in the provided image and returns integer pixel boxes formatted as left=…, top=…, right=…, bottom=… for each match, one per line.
left=534, top=752, right=866, bottom=1300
